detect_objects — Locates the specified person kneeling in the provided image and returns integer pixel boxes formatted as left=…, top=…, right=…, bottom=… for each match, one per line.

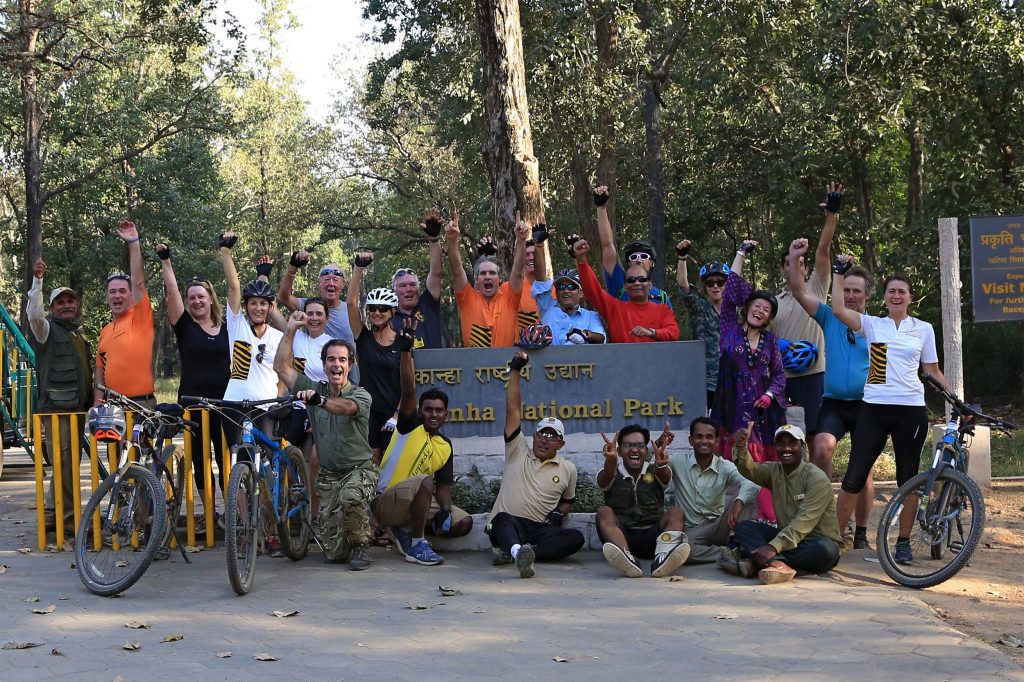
left=719, top=423, right=842, bottom=585
left=596, top=424, right=690, bottom=578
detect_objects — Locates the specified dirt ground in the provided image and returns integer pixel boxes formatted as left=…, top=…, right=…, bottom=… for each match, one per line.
left=832, top=480, right=1024, bottom=667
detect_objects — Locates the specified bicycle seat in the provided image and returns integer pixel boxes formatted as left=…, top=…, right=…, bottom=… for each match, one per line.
left=266, top=401, right=294, bottom=423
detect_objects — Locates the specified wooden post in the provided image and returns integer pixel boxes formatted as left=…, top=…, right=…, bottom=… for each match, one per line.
left=937, top=217, right=963, bottom=402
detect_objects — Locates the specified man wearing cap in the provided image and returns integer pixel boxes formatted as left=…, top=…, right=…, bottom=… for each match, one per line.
left=27, top=258, right=94, bottom=533
left=530, top=233, right=606, bottom=345
left=719, top=422, right=842, bottom=584
left=390, top=209, right=447, bottom=349
left=95, top=220, right=155, bottom=409
left=278, top=249, right=355, bottom=345
left=593, top=185, right=672, bottom=306
left=487, top=352, right=584, bottom=578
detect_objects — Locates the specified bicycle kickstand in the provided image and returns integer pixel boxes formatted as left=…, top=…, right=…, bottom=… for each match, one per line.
left=171, top=524, right=193, bottom=564
left=303, top=516, right=327, bottom=554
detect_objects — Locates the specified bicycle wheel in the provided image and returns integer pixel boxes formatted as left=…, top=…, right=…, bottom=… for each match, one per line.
left=74, top=463, right=166, bottom=596
left=224, top=462, right=259, bottom=595
left=158, top=445, right=185, bottom=550
left=277, top=446, right=311, bottom=561
left=876, top=468, right=985, bottom=589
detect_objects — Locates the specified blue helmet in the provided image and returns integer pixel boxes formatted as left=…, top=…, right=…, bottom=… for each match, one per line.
left=779, top=339, right=818, bottom=373
left=699, top=262, right=730, bottom=281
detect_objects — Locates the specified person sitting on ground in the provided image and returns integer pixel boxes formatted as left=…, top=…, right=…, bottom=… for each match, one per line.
left=669, top=416, right=759, bottom=564
left=446, top=209, right=529, bottom=347
left=27, top=258, right=92, bottom=534
left=596, top=424, right=691, bottom=578
left=718, top=423, right=842, bottom=584
left=487, top=352, right=584, bottom=578
left=277, top=248, right=355, bottom=345
left=593, top=185, right=672, bottom=306
left=373, top=321, right=473, bottom=567
left=571, top=237, right=678, bottom=343
left=274, top=311, right=377, bottom=570
left=391, top=208, right=447, bottom=349
left=530, top=228, right=605, bottom=345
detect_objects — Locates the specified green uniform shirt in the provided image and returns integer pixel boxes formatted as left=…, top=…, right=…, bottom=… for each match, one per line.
left=600, top=461, right=665, bottom=530
left=733, top=442, right=842, bottom=554
left=294, top=374, right=373, bottom=472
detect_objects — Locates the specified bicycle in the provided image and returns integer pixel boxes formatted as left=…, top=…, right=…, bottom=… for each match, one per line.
left=181, top=395, right=318, bottom=595
left=876, top=374, right=1017, bottom=588
left=74, top=386, right=198, bottom=596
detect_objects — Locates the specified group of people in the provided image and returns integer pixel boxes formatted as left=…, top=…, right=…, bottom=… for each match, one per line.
left=27, top=181, right=949, bottom=582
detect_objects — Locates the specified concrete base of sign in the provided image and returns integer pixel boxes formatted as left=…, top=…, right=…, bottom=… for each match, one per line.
left=931, top=424, right=991, bottom=489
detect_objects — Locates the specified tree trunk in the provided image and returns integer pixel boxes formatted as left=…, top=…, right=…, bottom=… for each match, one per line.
left=642, top=84, right=667, bottom=290
left=568, top=154, right=600, bottom=261
left=594, top=6, right=618, bottom=246
left=905, top=123, right=924, bottom=229
left=19, top=0, right=43, bottom=325
left=853, top=151, right=878, bottom=272
left=474, top=0, right=544, bottom=270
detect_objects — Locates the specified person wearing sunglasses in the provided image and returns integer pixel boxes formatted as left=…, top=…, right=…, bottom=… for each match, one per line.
left=388, top=209, right=447, bottom=349
left=592, top=185, right=672, bottom=307
left=155, top=241, right=230, bottom=501
left=348, top=250, right=403, bottom=459
left=487, top=352, right=584, bottom=578
left=786, top=238, right=875, bottom=550
left=94, top=220, right=156, bottom=410
left=571, top=237, right=678, bottom=343
left=529, top=233, right=606, bottom=345
left=277, top=248, right=355, bottom=345
left=446, top=208, right=529, bottom=347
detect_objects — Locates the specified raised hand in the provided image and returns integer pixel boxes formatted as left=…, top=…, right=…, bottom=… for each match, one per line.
left=739, top=239, right=757, bottom=255
left=353, top=249, right=374, bottom=269
left=733, top=420, right=755, bottom=450
left=531, top=222, right=549, bottom=245
left=600, top=431, right=618, bottom=465
left=290, top=249, right=311, bottom=268
left=653, top=437, right=670, bottom=469
left=820, top=181, right=845, bottom=214
left=445, top=209, right=461, bottom=243
left=514, top=210, right=529, bottom=242
left=33, top=258, right=46, bottom=279
left=564, top=233, right=583, bottom=259
left=296, top=389, right=321, bottom=406
left=833, top=253, right=855, bottom=275
left=676, top=240, right=691, bottom=259
left=788, top=238, right=809, bottom=260
left=396, top=317, right=418, bottom=352
left=422, top=208, right=444, bottom=238
left=572, top=238, right=590, bottom=261
left=255, top=255, right=275, bottom=277
left=654, top=420, right=675, bottom=448
left=287, top=310, right=307, bottom=330
left=118, top=220, right=139, bottom=242
left=593, top=185, right=610, bottom=207
left=155, top=243, right=171, bottom=260
left=218, top=231, right=238, bottom=249
left=476, top=235, right=497, bottom=257
left=508, top=351, right=529, bottom=372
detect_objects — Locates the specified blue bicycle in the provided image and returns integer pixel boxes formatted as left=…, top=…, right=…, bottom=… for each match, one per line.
left=182, top=395, right=318, bottom=595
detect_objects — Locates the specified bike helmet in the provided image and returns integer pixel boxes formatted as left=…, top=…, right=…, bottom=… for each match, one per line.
left=365, top=287, right=399, bottom=308
left=779, top=339, right=818, bottom=373
left=517, top=324, right=553, bottom=349
left=744, top=290, right=778, bottom=321
left=624, top=240, right=657, bottom=262
left=242, top=279, right=275, bottom=302
left=699, top=262, right=730, bottom=281
left=86, top=403, right=127, bottom=443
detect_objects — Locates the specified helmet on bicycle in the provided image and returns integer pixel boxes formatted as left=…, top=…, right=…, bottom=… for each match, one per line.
left=624, top=241, right=657, bottom=262
left=699, top=262, right=730, bottom=281
left=779, top=339, right=818, bottom=373
left=242, top=279, right=275, bottom=303
left=86, top=403, right=127, bottom=443
left=365, top=287, right=399, bottom=309
left=517, top=324, right=553, bottom=350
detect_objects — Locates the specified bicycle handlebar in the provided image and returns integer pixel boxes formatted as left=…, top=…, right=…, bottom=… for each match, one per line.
left=97, top=384, right=197, bottom=433
left=181, top=395, right=297, bottom=409
left=922, top=374, right=1017, bottom=432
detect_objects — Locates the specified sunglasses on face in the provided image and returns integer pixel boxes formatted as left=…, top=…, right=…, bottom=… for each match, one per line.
left=627, top=252, right=652, bottom=262
left=846, top=327, right=857, bottom=345
left=366, top=305, right=393, bottom=314
left=534, top=431, right=561, bottom=441
left=705, top=279, right=726, bottom=288
left=393, top=268, right=416, bottom=279
left=319, top=268, right=344, bottom=277
left=106, top=273, right=130, bottom=283
left=620, top=441, right=648, bottom=451
left=256, top=343, right=267, bottom=364
left=556, top=283, right=580, bottom=291
left=625, top=275, right=650, bottom=284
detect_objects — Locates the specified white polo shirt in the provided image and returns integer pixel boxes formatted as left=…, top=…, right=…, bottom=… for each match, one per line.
left=858, top=313, right=938, bottom=406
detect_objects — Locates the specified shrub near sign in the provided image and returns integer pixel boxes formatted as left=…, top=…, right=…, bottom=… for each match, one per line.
left=411, top=342, right=706, bottom=438
left=970, top=215, right=1024, bottom=322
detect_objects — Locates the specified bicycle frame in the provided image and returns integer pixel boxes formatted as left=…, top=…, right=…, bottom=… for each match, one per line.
left=234, top=418, right=304, bottom=528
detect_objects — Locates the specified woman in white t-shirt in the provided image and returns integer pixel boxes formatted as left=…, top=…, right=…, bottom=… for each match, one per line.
left=831, top=269, right=950, bottom=561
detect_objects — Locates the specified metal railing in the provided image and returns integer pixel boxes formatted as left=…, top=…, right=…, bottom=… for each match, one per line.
left=0, top=300, right=36, bottom=455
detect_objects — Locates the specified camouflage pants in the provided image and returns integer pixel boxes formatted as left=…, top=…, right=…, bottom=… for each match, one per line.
left=315, top=463, right=379, bottom=562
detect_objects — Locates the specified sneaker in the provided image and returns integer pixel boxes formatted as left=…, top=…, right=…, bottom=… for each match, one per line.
left=716, top=547, right=757, bottom=578
left=515, top=544, right=536, bottom=579
left=853, top=535, right=872, bottom=551
left=349, top=543, right=371, bottom=571
left=758, top=560, right=796, bottom=584
left=492, top=548, right=513, bottom=566
left=407, top=539, right=444, bottom=566
left=266, top=535, right=285, bottom=558
left=894, top=539, right=913, bottom=564
left=651, top=541, right=691, bottom=578
left=389, top=527, right=413, bottom=558
left=602, top=542, right=643, bottom=578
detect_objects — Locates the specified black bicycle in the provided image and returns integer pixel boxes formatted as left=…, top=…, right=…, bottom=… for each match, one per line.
left=74, top=387, right=197, bottom=596
left=876, top=375, right=1016, bottom=588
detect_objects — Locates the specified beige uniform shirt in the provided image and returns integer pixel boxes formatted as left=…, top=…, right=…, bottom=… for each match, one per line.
left=772, top=270, right=829, bottom=377
left=488, top=431, right=577, bottom=524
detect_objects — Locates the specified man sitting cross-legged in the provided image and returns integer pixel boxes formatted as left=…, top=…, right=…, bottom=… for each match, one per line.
left=373, top=321, right=473, bottom=567
left=719, top=423, right=842, bottom=584
left=596, top=424, right=691, bottom=578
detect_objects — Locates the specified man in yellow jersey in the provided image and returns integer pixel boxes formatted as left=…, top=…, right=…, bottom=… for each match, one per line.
left=373, top=322, right=473, bottom=566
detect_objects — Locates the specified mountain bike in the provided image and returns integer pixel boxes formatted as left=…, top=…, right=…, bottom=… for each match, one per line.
left=182, top=395, right=318, bottom=595
left=75, top=386, right=197, bottom=596
left=876, top=374, right=1017, bottom=588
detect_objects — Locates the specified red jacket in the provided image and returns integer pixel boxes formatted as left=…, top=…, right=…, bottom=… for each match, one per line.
left=578, top=260, right=679, bottom=343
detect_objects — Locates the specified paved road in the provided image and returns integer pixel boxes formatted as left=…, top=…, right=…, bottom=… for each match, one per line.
left=1, top=468, right=1022, bottom=681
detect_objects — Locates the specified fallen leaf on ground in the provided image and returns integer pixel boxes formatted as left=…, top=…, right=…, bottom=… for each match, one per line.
left=553, top=656, right=571, bottom=663
left=161, top=633, right=183, bottom=643
left=667, top=576, right=683, bottom=582
left=123, top=642, right=141, bottom=651
left=2, top=642, right=44, bottom=650
left=17, top=548, right=30, bottom=554
left=0, top=564, right=7, bottom=574
left=714, top=613, right=738, bottom=620
left=124, top=620, right=150, bottom=629
left=406, top=602, right=430, bottom=610
left=472, top=609, right=486, bottom=614
left=216, top=651, right=232, bottom=658
left=115, top=560, right=128, bottom=568
left=863, top=557, right=880, bottom=563
left=438, top=585, right=462, bottom=597
left=184, top=546, right=202, bottom=553
left=998, top=635, right=1024, bottom=647
left=32, top=605, right=56, bottom=614
left=254, top=652, right=278, bottom=661
left=114, top=676, right=125, bottom=682
left=272, top=610, right=299, bottom=618
left=57, top=595, right=69, bottom=600
left=50, top=648, right=64, bottom=656
left=23, top=597, right=40, bottom=603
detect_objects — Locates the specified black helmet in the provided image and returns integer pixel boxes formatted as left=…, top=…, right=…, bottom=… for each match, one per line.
left=624, top=241, right=657, bottom=262
left=699, top=262, right=730, bottom=281
left=745, top=290, right=779, bottom=320
left=242, top=279, right=275, bottom=302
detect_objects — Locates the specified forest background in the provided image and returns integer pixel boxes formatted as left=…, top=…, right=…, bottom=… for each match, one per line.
left=0, top=0, right=1022, bottom=405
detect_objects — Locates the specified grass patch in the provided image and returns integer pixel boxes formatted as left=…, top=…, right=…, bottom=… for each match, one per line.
left=155, top=375, right=178, bottom=405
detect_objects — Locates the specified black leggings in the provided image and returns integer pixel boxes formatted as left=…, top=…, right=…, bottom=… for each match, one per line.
left=841, top=402, right=928, bottom=494
left=487, top=512, right=585, bottom=561
left=180, top=404, right=225, bottom=493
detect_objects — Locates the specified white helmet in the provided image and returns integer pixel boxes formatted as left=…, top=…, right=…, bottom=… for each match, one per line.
left=365, top=287, right=398, bottom=308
